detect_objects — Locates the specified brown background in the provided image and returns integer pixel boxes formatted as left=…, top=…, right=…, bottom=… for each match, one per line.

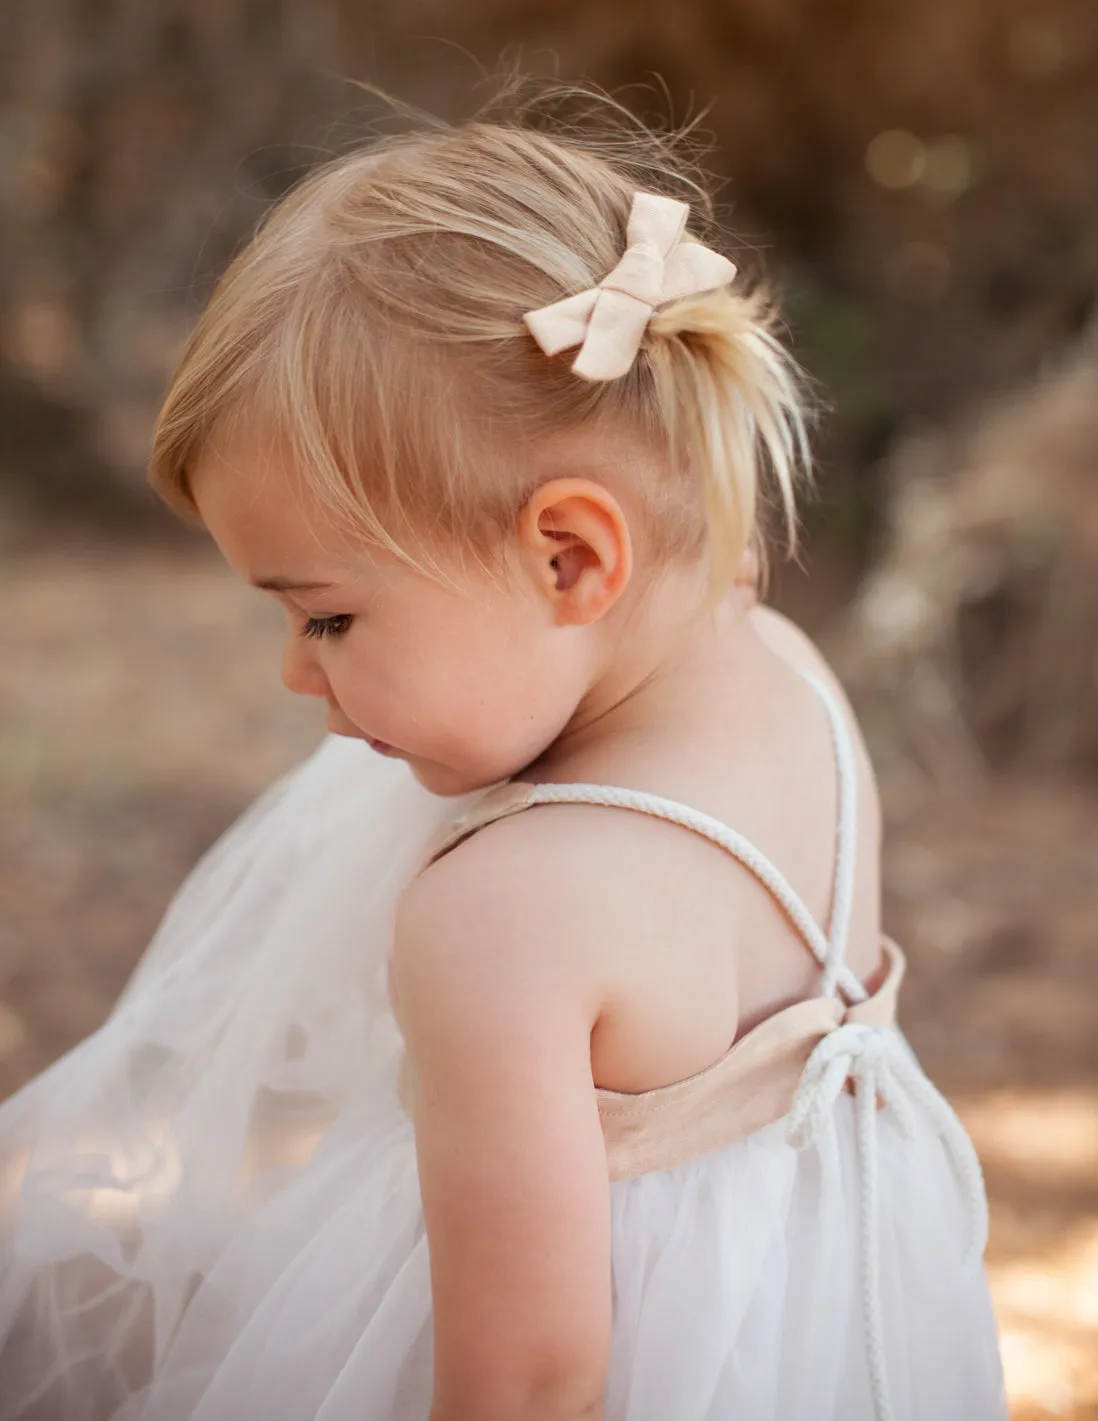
left=1, top=3, right=1097, bottom=1414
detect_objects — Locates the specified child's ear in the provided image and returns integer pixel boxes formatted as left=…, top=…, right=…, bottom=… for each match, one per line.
left=518, top=477, right=633, bottom=626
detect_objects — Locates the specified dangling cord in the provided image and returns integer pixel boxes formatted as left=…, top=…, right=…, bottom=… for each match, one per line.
left=854, top=1059, right=893, bottom=1421
left=788, top=1023, right=989, bottom=1421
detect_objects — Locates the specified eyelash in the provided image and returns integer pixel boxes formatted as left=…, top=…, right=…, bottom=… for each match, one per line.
left=299, top=614, right=354, bottom=641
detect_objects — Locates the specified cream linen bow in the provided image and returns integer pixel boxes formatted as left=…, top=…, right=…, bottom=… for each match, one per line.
left=523, top=191, right=738, bottom=381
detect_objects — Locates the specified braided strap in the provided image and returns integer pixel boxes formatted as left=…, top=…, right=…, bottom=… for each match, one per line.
left=798, top=671, right=860, bottom=1000
left=527, top=781, right=870, bottom=1004
left=787, top=1024, right=989, bottom=1421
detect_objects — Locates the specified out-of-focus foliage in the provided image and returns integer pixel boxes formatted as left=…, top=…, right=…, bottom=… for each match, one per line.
left=837, top=323, right=1098, bottom=794
left=2, top=9, right=1097, bottom=1412
left=1, top=0, right=1097, bottom=544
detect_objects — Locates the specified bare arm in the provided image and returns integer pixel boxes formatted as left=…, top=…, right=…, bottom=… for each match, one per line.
left=391, top=844, right=612, bottom=1421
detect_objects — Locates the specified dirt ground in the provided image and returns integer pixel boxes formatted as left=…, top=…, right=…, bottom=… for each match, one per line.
left=1, top=527, right=1096, bottom=1418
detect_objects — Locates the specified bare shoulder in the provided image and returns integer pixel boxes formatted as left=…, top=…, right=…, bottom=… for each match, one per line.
left=390, top=803, right=620, bottom=1043
left=751, top=604, right=883, bottom=842
left=751, top=605, right=849, bottom=703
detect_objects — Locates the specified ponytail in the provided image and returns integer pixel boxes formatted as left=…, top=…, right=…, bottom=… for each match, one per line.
left=647, top=283, right=815, bottom=607
left=149, top=91, right=815, bottom=606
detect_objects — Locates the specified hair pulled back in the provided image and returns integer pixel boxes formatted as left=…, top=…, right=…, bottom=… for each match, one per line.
left=150, top=78, right=816, bottom=604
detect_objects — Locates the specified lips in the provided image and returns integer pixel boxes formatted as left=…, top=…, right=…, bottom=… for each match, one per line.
left=324, top=706, right=400, bottom=754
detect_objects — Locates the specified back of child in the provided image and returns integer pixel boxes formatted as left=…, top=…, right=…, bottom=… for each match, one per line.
left=0, top=81, right=1006, bottom=1421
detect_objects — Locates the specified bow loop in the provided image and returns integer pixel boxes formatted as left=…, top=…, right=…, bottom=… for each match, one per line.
left=523, top=190, right=737, bottom=382
left=626, top=190, right=689, bottom=255
left=662, top=242, right=742, bottom=306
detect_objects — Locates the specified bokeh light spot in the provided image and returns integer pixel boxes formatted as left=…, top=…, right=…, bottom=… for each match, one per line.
left=866, top=129, right=926, bottom=189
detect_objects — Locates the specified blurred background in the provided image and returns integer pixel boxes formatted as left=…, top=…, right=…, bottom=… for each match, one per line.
left=1, top=3, right=1096, bottom=1414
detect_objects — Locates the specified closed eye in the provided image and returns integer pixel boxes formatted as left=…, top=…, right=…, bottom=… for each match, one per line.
left=299, top=614, right=354, bottom=641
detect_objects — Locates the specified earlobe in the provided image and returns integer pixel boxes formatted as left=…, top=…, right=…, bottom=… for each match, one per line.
left=521, top=477, right=633, bottom=626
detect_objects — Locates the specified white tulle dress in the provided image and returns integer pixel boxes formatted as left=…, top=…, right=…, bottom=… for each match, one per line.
left=0, top=669, right=1006, bottom=1420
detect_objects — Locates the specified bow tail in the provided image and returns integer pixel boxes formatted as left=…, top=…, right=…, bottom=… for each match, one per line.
left=522, top=288, right=599, bottom=358
left=572, top=289, right=654, bottom=381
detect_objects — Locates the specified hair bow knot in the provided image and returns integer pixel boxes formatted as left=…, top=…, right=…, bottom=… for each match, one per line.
left=523, top=191, right=737, bottom=382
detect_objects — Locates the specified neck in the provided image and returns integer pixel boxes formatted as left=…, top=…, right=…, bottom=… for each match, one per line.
left=518, top=567, right=753, bottom=782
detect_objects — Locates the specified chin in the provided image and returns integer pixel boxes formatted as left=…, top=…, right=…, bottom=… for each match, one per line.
left=409, top=765, right=478, bottom=798
left=408, top=760, right=511, bottom=800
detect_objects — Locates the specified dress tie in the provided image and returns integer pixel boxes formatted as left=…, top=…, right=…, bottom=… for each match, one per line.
left=787, top=1023, right=989, bottom=1421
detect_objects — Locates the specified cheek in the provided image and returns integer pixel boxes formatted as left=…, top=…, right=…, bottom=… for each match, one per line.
left=428, top=622, right=580, bottom=755
left=437, top=631, right=560, bottom=746
left=327, top=601, right=581, bottom=776
left=426, top=626, right=539, bottom=718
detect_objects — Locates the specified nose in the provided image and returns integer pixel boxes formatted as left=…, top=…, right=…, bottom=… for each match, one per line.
left=280, top=632, right=330, bottom=699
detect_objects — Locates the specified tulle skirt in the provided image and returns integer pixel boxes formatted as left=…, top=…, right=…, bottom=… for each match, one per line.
left=0, top=734, right=1007, bottom=1419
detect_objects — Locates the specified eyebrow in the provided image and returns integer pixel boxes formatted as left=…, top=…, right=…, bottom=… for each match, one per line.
left=252, top=577, right=335, bottom=592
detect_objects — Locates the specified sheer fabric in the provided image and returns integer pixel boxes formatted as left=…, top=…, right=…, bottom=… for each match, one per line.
left=0, top=678, right=1006, bottom=1418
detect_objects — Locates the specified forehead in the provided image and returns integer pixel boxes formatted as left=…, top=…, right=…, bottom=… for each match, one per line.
left=189, top=420, right=365, bottom=583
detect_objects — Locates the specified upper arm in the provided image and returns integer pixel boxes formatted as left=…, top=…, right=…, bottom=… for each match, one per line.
left=390, top=842, right=612, bottom=1417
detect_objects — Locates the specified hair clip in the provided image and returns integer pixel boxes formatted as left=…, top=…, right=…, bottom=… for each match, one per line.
left=523, top=191, right=737, bottom=381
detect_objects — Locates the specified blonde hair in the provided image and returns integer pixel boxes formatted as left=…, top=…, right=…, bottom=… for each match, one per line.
left=149, top=81, right=816, bottom=606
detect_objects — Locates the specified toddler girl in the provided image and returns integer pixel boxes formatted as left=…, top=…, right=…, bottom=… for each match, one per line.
left=0, top=91, right=1006, bottom=1420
